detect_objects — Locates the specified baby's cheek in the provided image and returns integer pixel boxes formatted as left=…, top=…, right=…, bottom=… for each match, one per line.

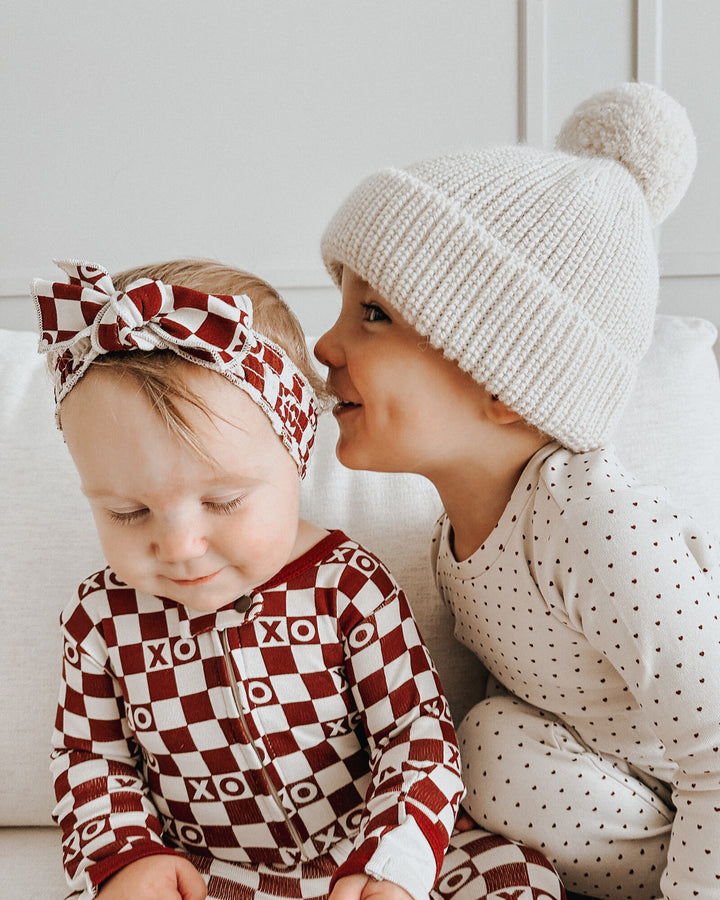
left=97, top=529, right=143, bottom=586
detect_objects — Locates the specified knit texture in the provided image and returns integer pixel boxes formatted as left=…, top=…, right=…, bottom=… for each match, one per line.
left=321, top=83, right=697, bottom=451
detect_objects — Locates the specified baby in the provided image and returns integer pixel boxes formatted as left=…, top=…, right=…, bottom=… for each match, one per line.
left=34, top=259, right=565, bottom=900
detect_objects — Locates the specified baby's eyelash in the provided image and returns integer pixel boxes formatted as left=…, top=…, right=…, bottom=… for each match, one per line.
left=108, top=508, right=148, bottom=525
left=107, top=496, right=245, bottom=523
left=205, top=496, right=245, bottom=515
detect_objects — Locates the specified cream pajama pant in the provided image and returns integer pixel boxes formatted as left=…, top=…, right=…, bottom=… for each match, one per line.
left=457, top=692, right=674, bottom=900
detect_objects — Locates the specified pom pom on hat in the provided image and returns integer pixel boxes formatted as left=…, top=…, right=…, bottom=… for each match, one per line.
left=556, top=81, right=697, bottom=225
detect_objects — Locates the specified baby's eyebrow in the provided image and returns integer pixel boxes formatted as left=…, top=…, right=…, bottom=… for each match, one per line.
left=80, top=471, right=262, bottom=504
left=81, top=487, right=115, bottom=499
left=81, top=488, right=138, bottom=503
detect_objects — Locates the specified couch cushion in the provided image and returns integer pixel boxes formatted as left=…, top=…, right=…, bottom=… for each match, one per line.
left=614, top=315, right=720, bottom=536
left=0, top=330, right=105, bottom=826
left=0, top=826, right=66, bottom=900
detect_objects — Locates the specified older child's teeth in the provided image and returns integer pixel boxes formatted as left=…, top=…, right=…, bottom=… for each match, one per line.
left=334, top=400, right=359, bottom=413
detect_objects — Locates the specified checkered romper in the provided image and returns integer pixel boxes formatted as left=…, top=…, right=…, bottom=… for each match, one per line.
left=51, top=530, right=564, bottom=900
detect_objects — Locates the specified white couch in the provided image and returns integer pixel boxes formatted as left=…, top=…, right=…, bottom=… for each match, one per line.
left=2, top=318, right=720, bottom=899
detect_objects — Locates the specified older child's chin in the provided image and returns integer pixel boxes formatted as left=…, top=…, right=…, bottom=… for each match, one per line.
left=334, top=437, right=387, bottom=473
left=334, top=434, right=366, bottom=469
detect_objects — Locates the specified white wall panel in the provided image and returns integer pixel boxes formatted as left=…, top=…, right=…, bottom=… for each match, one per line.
left=544, top=0, right=636, bottom=139
left=517, top=0, right=719, bottom=325
left=658, top=1, right=720, bottom=275
left=1, top=0, right=717, bottom=334
left=1, top=1, right=519, bottom=335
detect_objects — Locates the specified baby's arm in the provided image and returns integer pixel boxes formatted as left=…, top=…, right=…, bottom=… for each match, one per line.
left=98, top=855, right=206, bottom=900
left=331, top=549, right=464, bottom=900
left=52, top=583, right=179, bottom=895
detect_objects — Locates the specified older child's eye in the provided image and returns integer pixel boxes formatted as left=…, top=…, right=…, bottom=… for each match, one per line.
left=108, top=508, right=148, bottom=525
left=205, top=496, right=245, bottom=515
left=361, top=302, right=390, bottom=323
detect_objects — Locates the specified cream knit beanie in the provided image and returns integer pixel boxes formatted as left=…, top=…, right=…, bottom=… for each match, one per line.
left=321, top=83, right=697, bottom=451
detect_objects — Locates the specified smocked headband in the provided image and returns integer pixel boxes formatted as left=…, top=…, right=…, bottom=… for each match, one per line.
left=32, top=260, right=318, bottom=477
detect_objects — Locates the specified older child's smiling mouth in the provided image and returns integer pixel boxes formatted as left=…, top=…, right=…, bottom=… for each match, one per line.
left=333, top=399, right=361, bottom=417
left=333, top=399, right=361, bottom=414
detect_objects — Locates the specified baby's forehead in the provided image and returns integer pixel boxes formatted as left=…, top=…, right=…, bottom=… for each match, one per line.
left=64, top=361, right=286, bottom=453
left=64, top=371, right=296, bottom=501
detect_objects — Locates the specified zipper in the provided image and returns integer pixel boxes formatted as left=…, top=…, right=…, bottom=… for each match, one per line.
left=219, top=629, right=306, bottom=856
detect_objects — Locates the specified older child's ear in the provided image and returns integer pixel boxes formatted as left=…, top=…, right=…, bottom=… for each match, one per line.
left=485, top=393, right=525, bottom=425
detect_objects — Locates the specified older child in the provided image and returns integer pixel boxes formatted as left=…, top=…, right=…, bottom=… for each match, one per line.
left=34, top=259, right=565, bottom=900
left=315, top=83, right=720, bottom=900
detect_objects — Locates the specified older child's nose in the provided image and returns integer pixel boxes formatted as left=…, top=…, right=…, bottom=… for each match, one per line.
left=152, top=519, right=207, bottom=563
left=314, top=322, right=343, bottom=369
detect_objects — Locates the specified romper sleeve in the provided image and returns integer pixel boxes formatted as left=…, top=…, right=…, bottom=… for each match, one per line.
left=547, top=491, right=720, bottom=900
left=51, top=579, right=178, bottom=898
left=329, top=547, right=464, bottom=900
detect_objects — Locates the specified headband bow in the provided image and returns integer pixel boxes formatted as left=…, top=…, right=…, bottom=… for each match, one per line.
left=32, top=260, right=318, bottom=477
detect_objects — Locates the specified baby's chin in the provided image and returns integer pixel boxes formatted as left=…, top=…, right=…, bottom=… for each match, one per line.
left=111, top=571, right=240, bottom=612
left=157, top=581, right=244, bottom=613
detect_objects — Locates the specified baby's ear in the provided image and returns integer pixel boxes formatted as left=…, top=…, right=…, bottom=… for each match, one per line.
left=485, top=393, right=524, bottom=426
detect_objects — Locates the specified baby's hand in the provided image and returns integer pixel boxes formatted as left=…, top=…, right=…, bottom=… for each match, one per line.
left=454, top=809, right=478, bottom=832
left=97, top=854, right=207, bottom=900
left=330, top=874, right=414, bottom=900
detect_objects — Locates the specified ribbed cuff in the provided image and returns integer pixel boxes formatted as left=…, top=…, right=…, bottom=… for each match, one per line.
left=365, top=817, right=437, bottom=900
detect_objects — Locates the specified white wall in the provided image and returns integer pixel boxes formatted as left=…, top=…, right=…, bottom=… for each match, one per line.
left=2, top=0, right=718, bottom=336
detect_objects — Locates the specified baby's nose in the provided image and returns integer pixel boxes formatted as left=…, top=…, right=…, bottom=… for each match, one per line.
left=151, top=519, right=207, bottom=563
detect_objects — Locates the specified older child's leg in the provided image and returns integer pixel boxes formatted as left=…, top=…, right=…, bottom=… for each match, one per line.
left=434, top=829, right=565, bottom=899
left=457, top=695, right=672, bottom=900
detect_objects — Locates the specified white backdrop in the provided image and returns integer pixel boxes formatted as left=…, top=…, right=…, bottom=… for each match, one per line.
left=2, top=0, right=718, bottom=335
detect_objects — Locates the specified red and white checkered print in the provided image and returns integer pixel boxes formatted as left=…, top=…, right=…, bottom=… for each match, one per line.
left=52, top=530, right=565, bottom=900
left=32, top=259, right=318, bottom=476
left=52, top=532, right=460, bottom=895
left=179, top=830, right=565, bottom=900
left=57, top=830, right=565, bottom=900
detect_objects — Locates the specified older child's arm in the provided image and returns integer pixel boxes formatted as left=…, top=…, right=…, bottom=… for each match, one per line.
left=551, top=492, right=720, bottom=898
left=51, top=584, right=179, bottom=896
left=331, top=548, right=464, bottom=900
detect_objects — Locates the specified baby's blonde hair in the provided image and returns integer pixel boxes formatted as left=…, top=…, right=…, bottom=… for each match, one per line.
left=71, top=258, right=326, bottom=460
